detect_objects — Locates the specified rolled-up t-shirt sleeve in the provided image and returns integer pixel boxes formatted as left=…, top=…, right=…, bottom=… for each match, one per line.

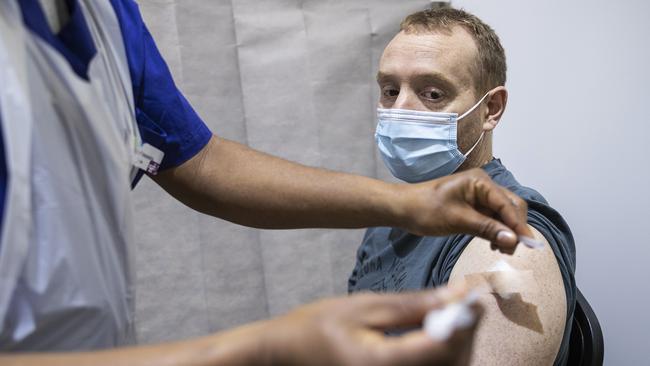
left=110, top=0, right=212, bottom=172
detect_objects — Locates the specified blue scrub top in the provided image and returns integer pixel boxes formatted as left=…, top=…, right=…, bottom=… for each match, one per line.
left=0, top=0, right=213, bottom=235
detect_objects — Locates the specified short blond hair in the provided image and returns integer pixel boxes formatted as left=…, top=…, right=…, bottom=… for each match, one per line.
left=400, top=8, right=506, bottom=95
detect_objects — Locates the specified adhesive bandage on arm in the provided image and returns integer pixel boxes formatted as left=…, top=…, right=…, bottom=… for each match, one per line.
left=463, top=260, right=537, bottom=299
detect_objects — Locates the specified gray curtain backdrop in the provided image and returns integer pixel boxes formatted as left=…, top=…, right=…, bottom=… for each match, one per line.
left=132, top=0, right=434, bottom=344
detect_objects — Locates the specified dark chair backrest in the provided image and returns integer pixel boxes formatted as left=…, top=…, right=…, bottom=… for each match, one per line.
left=567, top=288, right=604, bottom=366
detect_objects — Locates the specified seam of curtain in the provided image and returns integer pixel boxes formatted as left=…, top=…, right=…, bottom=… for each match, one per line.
left=229, top=0, right=271, bottom=320
left=171, top=0, right=212, bottom=335
left=365, top=3, right=380, bottom=180
left=300, top=0, right=336, bottom=298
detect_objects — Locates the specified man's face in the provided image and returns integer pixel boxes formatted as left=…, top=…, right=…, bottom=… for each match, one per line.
left=377, top=26, right=485, bottom=153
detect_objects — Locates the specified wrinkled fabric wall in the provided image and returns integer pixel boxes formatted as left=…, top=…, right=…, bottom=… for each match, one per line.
left=132, top=0, right=433, bottom=344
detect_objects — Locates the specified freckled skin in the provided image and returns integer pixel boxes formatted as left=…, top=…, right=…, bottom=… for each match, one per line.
left=449, top=227, right=566, bottom=366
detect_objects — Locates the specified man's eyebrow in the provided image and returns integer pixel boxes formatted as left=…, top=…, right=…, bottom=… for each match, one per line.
left=376, top=71, right=456, bottom=90
left=376, top=71, right=391, bottom=82
left=415, top=73, right=455, bottom=89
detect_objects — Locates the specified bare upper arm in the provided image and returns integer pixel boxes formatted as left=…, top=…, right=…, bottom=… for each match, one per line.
left=448, top=225, right=567, bottom=366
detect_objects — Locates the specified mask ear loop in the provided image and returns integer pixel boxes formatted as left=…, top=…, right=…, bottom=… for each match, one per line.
left=458, top=91, right=491, bottom=120
left=458, top=91, right=493, bottom=157
left=464, top=131, right=484, bottom=158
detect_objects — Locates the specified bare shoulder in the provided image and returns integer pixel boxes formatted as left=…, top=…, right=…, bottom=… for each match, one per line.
left=449, top=226, right=567, bottom=366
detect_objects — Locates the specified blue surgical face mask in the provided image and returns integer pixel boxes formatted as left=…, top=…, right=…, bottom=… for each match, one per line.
left=375, top=92, right=490, bottom=183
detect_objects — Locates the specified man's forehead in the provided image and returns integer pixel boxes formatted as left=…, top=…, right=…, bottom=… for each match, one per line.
left=379, top=28, right=477, bottom=87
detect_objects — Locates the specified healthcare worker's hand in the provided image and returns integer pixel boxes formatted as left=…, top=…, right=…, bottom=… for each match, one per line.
left=396, top=168, right=532, bottom=254
left=0, top=287, right=479, bottom=366
left=259, top=286, right=481, bottom=366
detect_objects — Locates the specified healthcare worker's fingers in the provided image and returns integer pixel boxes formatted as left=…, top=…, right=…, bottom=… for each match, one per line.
left=445, top=170, right=529, bottom=249
left=457, top=208, right=518, bottom=254
left=358, top=288, right=481, bottom=366
left=478, top=183, right=532, bottom=239
left=401, top=168, right=531, bottom=252
left=260, top=287, right=481, bottom=366
left=356, top=286, right=467, bottom=329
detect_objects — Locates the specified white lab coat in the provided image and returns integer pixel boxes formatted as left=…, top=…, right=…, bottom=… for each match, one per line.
left=0, top=0, right=160, bottom=350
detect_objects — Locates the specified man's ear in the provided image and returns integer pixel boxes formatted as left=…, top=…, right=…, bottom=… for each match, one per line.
left=483, top=86, right=508, bottom=131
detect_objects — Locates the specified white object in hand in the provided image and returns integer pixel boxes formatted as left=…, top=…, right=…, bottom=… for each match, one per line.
left=519, top=235, right=544, bottom=249
left=423, top=291, right=479, bottom=341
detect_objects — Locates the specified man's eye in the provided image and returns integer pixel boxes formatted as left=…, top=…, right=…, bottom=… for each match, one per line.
left=382, top=88, right=399, bottom=97
left=421, top=90, right=443, bottom=100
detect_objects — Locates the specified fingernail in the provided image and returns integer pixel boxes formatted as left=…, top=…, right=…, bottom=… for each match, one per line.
left=497, top=230, right=516, bottom=243
left=519, top=235, right=544, bottom=249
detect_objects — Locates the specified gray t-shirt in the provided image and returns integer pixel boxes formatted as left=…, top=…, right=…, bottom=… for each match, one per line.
left=348, top=158, right=576, bottom=366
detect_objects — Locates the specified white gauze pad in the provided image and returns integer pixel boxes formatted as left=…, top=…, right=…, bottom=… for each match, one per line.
left=423, top=290, right=480, bottom=341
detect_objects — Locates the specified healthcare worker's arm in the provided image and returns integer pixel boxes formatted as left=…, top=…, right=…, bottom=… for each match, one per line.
left=0, top=287, right=480, bottom=366
left=153, top=135, right=531, bottom=250
left=447, top=226, right=567, bottom=365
